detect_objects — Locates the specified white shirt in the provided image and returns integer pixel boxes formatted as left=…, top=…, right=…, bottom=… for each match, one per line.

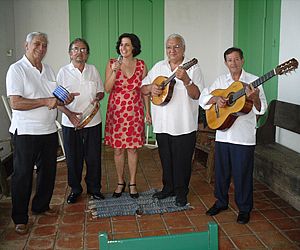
left=199, top=69, right=267, bottom=145
left=142, top=58, right=204, bottom=135
left=6, top=55, right=57, bottom=135
left=57, top=63, right=104, bottom=128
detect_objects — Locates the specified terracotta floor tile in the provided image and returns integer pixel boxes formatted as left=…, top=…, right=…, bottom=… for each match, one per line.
left=163, top=214, right=193, bottom=229
left=189, top=214, right=215, bottom=229
left=260, top=208, right=288, bottom=220
left=111, top=215, right=136, bottom=221
left=85, top=233, right=99, bottom=249
left=61, top=213, right=84, bottom=224
left=249, top=210, right=265, bottom=221
left=221, top=222, right=253, bottom=236
left=112, top=220, right=139, bottom=233
left=36, top=215, right=59, bottom=225
left=2, top=228, right=29, bottom=241
left=254, top=199, right=276, bottom=210
left=138, top=217, right=166, bottom=231
left=141, top=229, right=168, bottom=237
left=27, top=236, right=55, bottom=249
left=214, top=210, right=237, bottom=223
left=113, top=232, right=141, bottom=240
left=249, top=220, right=277, bottom=234
left=231, top=234, right=265, bottom=249
left=263, top=190, right=280, bottom=199
left=86, top=221, right=112, bottom=234
left=282, top=206, right=300, bottom=217
left=0, top=239, right=28, bottom=250
left=253, top=182, right=269, bottom=191
left=31, top=225, right=57, bottom=237
left=185, top=204, right=207, bottom=216
left=283, top=229, right=300, bottom=245
left=270, top=197, right=293, bottom=208
left=63, top=203, right=86, bottom=213
left=55, top=235, right=83, bottom=249
left=271, top=217, right=300, bottom=230
left=218, top=236, right=236, bottom=250
left=259, top=230, right=296, bottom=248
left=58, top=224, right=83, bottom=235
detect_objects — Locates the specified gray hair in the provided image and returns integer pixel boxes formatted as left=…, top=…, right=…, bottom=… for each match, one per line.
left=26, top=32, right=48, bottom=44
left=166, top=33, right=185, bottom=48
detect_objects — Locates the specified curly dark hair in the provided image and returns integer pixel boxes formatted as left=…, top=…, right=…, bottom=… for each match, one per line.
left=116, top=33, right=141, bottom=57
left=224, top=47, right=244, bottom=61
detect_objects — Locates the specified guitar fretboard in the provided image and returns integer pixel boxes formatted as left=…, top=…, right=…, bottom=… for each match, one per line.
left=232, top=69, right=276, bottom=102
left=161, top=58, right=198, bottom=88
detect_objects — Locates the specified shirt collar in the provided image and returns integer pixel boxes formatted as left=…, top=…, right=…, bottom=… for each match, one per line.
left=225, top=68, right=246, bottom=82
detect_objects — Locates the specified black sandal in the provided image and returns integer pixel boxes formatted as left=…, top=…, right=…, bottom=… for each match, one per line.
left=128, top=183, right=139, bottom=199
left=112, top=182, right=126, bottom=198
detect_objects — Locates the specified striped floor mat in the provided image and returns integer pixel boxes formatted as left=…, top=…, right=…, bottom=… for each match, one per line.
left=88, top=189, right=191, bottom=218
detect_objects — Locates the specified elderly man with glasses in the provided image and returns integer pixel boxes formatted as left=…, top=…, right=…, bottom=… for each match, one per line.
left=141, top=34, right=204, bottom=207
left=57, top=38, right=105, bottom=204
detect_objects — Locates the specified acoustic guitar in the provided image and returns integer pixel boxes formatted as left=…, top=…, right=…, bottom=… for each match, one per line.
left=206, top=58, right=298, bottom=130
left=151, top=58, right=198, bottom=106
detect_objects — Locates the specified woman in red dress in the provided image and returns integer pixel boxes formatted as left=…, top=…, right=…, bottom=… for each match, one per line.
left=104, top=33, right=150, bottom=198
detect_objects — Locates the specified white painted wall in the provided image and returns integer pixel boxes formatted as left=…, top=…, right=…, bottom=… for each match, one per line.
left=165, top=0, right=234, bottom=87
left=13, top=0, right=70, bottom=74
left=277, top=0, right=300, bottom=153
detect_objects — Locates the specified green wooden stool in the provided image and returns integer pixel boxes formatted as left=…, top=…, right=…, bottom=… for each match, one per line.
left=99, top=221, right=218, bottom=250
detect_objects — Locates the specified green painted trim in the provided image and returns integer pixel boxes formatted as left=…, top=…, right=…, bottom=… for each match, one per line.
left=68, top=0, right=82, bottom=40
left=234, top=0, right=281, bottom=104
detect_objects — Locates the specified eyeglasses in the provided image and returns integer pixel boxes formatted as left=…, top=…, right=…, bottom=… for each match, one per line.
left=166, top=45, right=182, bottom=50
left=71, top=47, right=88, bottom=53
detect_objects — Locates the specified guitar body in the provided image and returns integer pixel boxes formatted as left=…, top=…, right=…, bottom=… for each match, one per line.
left=206, top=81, right=253, bottom=130
left=205, top=58, right=298, bottom=130
left=151, top=76, right=176, bottom=106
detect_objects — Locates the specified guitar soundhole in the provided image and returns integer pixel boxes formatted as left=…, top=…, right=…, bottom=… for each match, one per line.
left=227, top=94, right=235, bottom=106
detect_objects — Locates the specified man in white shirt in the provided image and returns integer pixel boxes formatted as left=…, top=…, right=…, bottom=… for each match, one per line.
left=199, top=47, right=267, bottom=224
left=141, top=34, right=204, bottom=207
left=57, top=38, right=105, bottom=204
left=6, top=32, right=77, bottom=234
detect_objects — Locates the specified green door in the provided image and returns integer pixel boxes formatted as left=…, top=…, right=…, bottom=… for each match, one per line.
left=68, top=0, right=164, bottom=138
left=234, top=0, right=281, bottom=103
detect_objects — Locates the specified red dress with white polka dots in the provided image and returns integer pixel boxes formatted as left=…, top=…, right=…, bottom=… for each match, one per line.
left=104, top=59, right=145, bottom=149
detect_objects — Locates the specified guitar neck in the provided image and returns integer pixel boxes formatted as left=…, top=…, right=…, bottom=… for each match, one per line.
left=162, top=73, right=176, bottom=88
left=234, top=69, right=276, bottom=101
left=161, top=58, right=198, bottom=88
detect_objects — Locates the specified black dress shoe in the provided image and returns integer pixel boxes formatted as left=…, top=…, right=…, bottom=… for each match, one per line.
left=237, top=212, right=250, bottom=224
left=175, top=196, right=187, bottom=207
left=67, top=192, right=81, bottom=204
left=152, top=191, right=175, bottom=200
left=89, top=192, right=105, bottom=200
left=206, top=203, right=228, bottom=216
left=175, top=199, right=187, bottom=207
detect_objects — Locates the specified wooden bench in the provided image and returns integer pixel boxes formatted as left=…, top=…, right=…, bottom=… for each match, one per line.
left=99, top=221, right=218, bottom=250
left=194, top=123, right=215, bottom=183
left=0, top=138, right=13, bottom=196
left=254, top=100, right=300, bottom=210
left=194, top=107, right=216, bottom=183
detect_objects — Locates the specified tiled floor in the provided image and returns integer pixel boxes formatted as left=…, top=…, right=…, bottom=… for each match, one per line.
left=0, top=146, right=300, bottom=249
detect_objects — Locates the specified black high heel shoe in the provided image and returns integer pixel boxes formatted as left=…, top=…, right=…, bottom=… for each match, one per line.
left=128, top=183, right=139, bottom=199
left=112, top=182, right=126, bottom=198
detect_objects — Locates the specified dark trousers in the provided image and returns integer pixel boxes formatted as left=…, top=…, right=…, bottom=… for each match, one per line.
left=62, top=123, right=102, bottom=194
left=11, top=132, right=58, bottom=224
left=156, top=131, right=196, bottom=200
left=214, top=141, right=255, bottom=213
